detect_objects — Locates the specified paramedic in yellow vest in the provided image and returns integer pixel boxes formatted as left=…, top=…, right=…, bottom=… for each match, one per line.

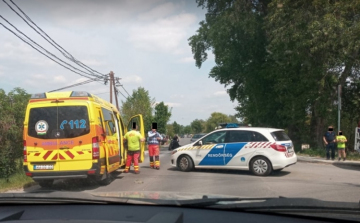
left=336, top=131, right=347, bottom=161
left=123, top=122, right=145, bottom=174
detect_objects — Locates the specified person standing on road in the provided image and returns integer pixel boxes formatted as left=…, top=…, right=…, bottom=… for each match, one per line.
left=323, top=125, right=336, bottom=160
left=148, top=123, right=163, bottom=169
left=168, top=135, right=181, bottom=151
left=336, top=131, right=347, bottom=161
left=123, top=123, right=145, bottom=174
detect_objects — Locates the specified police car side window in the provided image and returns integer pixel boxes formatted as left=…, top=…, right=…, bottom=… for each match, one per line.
left=202, top=131, right=227, bottom=144
left=252, top=132, right=268, bottom=142
left=227, top=131, right=252, bottom=143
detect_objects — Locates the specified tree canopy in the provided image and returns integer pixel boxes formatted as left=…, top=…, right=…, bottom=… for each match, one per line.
left=189, top=0, right=360, bottom=148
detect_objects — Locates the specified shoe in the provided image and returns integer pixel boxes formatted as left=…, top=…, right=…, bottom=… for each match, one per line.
left=343, top=158, right=346, bottom=161
left=150, top=166, right=154, bottom=169
left=155, top=167, right=160, bottom=170
left=123, top=170, right=129, bottom=173
left=338, top=158, right=341, bottom=161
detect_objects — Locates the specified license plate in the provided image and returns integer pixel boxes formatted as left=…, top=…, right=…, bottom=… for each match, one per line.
left=34, top=165, right=54, bottom=170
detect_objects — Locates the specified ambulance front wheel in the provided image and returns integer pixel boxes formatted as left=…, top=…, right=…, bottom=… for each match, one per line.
left=177, top=155, right=194, bottom=172
left=37, top=179, right=54, bottom=188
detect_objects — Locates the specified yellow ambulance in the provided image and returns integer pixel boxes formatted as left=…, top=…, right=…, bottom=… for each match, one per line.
left=23, top=91, right=144, bottom=187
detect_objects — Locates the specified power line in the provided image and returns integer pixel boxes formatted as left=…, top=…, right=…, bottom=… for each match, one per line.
left=114, top=78, right=130, bottom=97
left=48, top=78, right=101, bottom=92
left=115, top=87, right=128, bottom=99
left=4, top=0, right=106, bottom=78
left=0, top=22, right=101, bottom=80
left=0, top=15, right=103, bottom=80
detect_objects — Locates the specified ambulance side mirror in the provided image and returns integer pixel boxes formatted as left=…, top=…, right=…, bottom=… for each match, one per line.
left=198, top=140, right=203, bottom=146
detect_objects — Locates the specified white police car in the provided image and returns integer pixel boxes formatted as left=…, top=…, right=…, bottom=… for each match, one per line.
left=171, top=124, right=297, bottom=176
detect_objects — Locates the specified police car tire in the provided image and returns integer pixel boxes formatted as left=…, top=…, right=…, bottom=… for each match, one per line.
left=250, top=156, right=272, bottom=176
left=177, top=155, right=194, bottom=172
left=38, top=180, right=53, bottom=188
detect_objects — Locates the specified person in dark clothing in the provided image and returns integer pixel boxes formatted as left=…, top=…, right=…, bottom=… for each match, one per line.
left=323, top=125, right=336, bottom=160
left=168, top=135, right=181, bottom=151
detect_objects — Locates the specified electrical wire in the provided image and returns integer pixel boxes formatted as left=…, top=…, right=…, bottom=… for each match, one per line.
left=0, top=15, right=104, bottom=80
left=0, top=22, right=100, bottom=80
left=48, top=78, right=101, bottom=92
left=4, top=0, right=106, bottom=78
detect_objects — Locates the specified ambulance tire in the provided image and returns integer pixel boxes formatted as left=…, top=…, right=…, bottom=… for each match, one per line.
left=177, top=155, right=194, bottom=172
left=38, top=180, right=53, bottom=188
left=98, top=169, right=112, bottom=186
left=250, top=156, right=272, bottom=176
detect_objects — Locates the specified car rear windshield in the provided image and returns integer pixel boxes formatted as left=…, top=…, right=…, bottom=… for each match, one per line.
left=28, top=106, right=90, bottom=139
left=271, top=130, right=291, bottom=141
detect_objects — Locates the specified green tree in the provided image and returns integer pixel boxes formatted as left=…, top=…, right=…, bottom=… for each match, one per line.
left=153, top=102, right=172, bottom=134
left=166, top=124, right=175, bottom=138
left=183, top=125, right=192, bottom=134
left=121, top=87, right=155, bottom=132
left=0, top=88, right=30, bottom=180
left=189, top=0, right=360, bottom=147
left=228, top=115, right=238, bottom=123
left=172, top=121, right=181, bottom=134
left=190, top=119, right=205, bottom=133
left=205, top=112, right=231, bottom=132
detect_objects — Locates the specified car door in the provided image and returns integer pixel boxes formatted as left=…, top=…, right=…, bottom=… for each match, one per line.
left=99, top=107, right=120, bottom=172
left=225, top=130, right=267, bottom=167
left=195, top=131, right=227, bottom=166
left=127, top=114, right=145, bottom=163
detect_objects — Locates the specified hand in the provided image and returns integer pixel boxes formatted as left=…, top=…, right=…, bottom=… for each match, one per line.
left=157, top=137, right=161, bottom=140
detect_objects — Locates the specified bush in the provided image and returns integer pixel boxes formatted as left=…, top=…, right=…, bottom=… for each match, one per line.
left=0, top=88, right=30, bottom=181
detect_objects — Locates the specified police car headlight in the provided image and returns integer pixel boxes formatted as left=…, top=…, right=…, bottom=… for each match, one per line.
left=171, top=150, right=178, bottom=155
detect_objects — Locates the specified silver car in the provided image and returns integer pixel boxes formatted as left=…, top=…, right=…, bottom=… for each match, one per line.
left=190, top=133, right=206, bottom=142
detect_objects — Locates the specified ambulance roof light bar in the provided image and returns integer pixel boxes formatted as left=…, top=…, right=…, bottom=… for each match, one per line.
left=70, top=91, right=92, bottom=97
left=30, top=93, right=46, bottom=99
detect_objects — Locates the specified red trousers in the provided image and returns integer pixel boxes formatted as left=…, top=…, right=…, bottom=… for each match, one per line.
left=125, top=151, right=140, bottom=172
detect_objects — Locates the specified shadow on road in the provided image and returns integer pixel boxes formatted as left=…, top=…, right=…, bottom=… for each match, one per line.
left=332, top=163, right=360, bottom=171
left=27, top=171, right=125, bottom=192
left=167, top=167, right=291, bottom=177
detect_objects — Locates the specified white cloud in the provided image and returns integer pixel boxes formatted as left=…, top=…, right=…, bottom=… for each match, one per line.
left=121, top=75, right=143, bottom=84
left=178, top=56, right=194, bottom=63
left=138, top=2, right=176, bottom=21
left=128, top=13, right=197, bottom=53
left=213, top=91, right=227, bottom=96
left=170, top=94, right=185, bottom=99
left=164, top=102, right=181, bottom=107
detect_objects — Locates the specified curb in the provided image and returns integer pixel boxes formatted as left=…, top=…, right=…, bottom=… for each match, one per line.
left=297, top=156, right=360, bottom=167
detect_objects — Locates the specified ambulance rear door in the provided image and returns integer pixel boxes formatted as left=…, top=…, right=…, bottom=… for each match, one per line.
left=127, top=115, right=145, bottom=162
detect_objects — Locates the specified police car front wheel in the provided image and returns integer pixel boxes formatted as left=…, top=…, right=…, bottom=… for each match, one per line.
left=250, top=156, right=272, bottom=176
left=177, top=155, right=194, bottom=172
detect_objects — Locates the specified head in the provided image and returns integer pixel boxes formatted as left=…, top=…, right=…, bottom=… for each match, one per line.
left=328, top=126, right=334, bottom=132
left=173, top=135, right=178, bottom=140
left=151, top=123, right=157, bottom=132
left=132, top=122, right=137, bottom=130
left=338, top=131, right=343, bottom=136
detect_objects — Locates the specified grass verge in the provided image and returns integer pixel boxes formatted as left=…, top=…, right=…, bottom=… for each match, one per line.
left=298, top=148, right=360, bottom=161
left=0, top=168, right=35, bottom=193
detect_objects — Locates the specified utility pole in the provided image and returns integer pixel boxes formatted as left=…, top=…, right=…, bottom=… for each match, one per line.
left=109, top=71, right=120, bottom=111
left=338, top=84, right=341, bottom=132
left=109, top=71, right=114, bottom=104
left=113, top=76, right=120, bottom=111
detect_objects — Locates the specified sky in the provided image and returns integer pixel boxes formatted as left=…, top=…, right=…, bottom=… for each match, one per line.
left=0, top=0, right=238, bottom=126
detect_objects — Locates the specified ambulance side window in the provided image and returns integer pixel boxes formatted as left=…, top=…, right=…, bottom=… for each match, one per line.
left=101, top=108, right=116, bottom=136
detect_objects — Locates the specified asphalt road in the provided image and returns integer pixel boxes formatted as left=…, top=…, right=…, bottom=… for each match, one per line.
left=19, top=138, right=360, bottom=203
